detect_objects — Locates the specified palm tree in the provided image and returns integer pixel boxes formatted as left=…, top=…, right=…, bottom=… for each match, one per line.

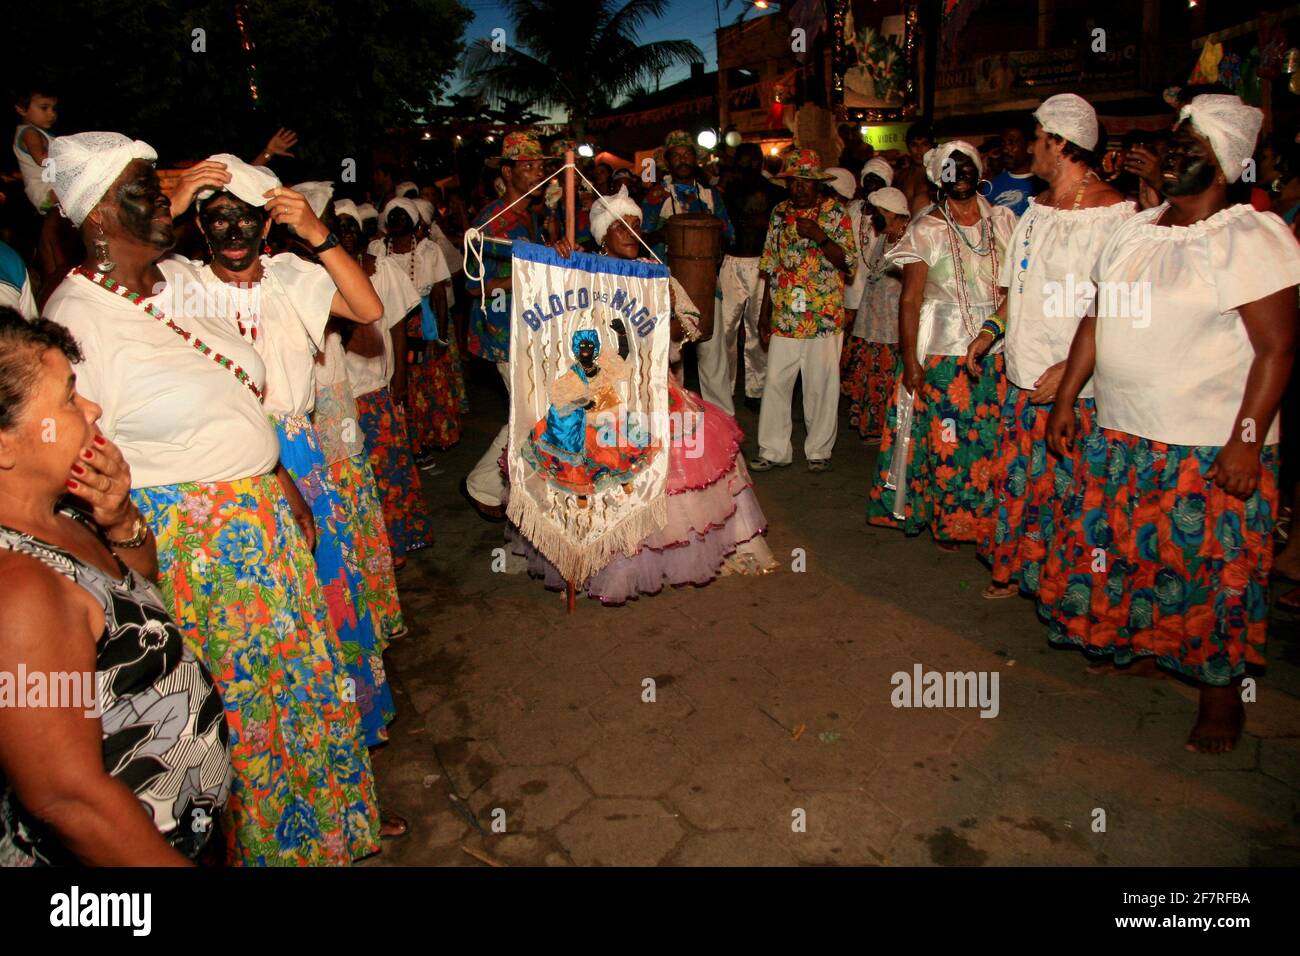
left=462, top=0, right=704, bottom=139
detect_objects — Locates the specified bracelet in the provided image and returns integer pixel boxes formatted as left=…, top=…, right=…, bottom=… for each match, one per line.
left=105, top=511, right=150, bottom=549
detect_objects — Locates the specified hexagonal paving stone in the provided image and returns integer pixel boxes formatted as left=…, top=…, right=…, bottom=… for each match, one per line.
left=852, top=700, right=966, bottom=756
left=587, top=683, right=694, bottom=730
left=555, top=798, right=686, bottom=865
left=783, top=790, right=903, bottom=865
left=669, top=829, right=799, bottom=866
left=488, top=705, right=603, bottom=765
left=474, top=764, right=592, bottom=832
left=672, top=660, right=780, bottom=711
left=666, top=760, right=794, bottom=831
left=574, top=730, right=693, bottom=797
left=666, top=702, right=791, bottom=765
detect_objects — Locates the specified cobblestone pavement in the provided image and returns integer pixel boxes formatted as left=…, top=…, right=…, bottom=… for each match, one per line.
left=364, top=362, right=1300, bottom=867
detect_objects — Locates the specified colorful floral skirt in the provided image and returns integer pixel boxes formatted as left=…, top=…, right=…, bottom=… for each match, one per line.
left=867, top=353, right=1007, bottom=543
left=1037, top=429, right=1280, bottom=686
left=273, top=415, right=396, bottom=749
left=841, top=337, right=898, bottom=441
left=356, top=387, right=434, bottom=559
left=329, top=453, right=405, bottom=643
left=978, top=388, right=1096, bottom=595
left=406, top=317, right=464, bottom=453
left=131, top=474, right=381, bottom=865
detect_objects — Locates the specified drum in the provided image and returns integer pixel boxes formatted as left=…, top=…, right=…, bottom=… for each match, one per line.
left=665, top=212, right=722, bottom=341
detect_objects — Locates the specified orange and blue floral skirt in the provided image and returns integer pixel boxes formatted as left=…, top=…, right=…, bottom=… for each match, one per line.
left=356, top=386, right=434, bottom=559
left=867, top=352, right=1007, bottom=543
left=978, top=387, right=1096, bottom=595
left=329, top=452, right=406, bottom=644
left=405, top=316, right=464, bottom=453
left=131, top=473, right=382, bottom=865
left=273, top=414, right=397, bottom=749
left=841, top=336, right=898, bottom=442
left=1037, top=428, right=1279, bottom=686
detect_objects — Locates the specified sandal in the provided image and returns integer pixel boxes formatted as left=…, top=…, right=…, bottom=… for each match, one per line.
left=380, top=814, right=409, bottom=839
left=935, top=541, right=960, bottom=553
left=1275, top=584, right=1300, bottom=613
left=808, top=459, right=831, bottom=473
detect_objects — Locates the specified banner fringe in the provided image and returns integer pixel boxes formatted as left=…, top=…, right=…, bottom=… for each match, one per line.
left=507, top=490, right=667, bottom=586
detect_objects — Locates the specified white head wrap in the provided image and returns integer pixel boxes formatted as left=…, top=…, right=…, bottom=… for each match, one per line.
left=923, top=141, right=982, bottom=187
left=196, top=153, right=281, bottom=209
left=50, top=132, right=158, bottom=227
left=1033, top=93, right=1099, bottom=152
left=292, top=181, right=334, bottom=219
left=380, top=196, right=421, bottom=228
left=860, top=157, right=894, bottom=187
left=590, top=185, right=642, bottom=246
left=413, top=197, right=435, bottom=225
left=356, top=202, right=378, bottom=222
left=1178, top=94, right=1264, bottom=185
left=823, top=167, right=857, bottom=200
left=334, top=199, right=362, bottom=226
left=395, top=181, right=419, bottom=199
left=867, top=186, right=909, bottom=217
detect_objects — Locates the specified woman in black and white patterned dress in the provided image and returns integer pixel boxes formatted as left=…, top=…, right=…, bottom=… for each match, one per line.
left=0, top=309, right=230, bottom=865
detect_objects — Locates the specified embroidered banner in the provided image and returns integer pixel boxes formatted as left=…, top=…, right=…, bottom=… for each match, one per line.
left=507, top=242, right=671, bottom=584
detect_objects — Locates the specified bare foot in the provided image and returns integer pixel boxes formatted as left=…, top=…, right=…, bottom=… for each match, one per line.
left=936, top=541, right=960, bottom=553
left=1185, top=684, right=1245, bottom=754
left=983, top=582, right=1018, bottom=599
left=380, top=813, right=409, bottom=838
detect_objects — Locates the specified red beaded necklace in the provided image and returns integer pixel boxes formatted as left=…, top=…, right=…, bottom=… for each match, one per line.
left=74, top=267, right=266, bottom=404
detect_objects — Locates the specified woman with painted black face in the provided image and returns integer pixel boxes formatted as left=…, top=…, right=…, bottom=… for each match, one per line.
left=192, top=159, right=412, bottom=839
left=1042, top=94, right=1300, bottom=755
left=867, top=142, right=1018, bottom=550
left=43, top=133, right=384, bottom=865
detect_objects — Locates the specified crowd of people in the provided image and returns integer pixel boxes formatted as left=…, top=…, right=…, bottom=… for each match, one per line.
left=0, top=75, right=1296, bottom=866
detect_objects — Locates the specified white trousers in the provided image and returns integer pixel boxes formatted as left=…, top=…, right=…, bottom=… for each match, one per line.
left=697, top=255, right=767, bottom=414
left=466, top=361, right=511, bottom=506
left=756, top=332, right=842, bottom=464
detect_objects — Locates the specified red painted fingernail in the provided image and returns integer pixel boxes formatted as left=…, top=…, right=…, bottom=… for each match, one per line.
left=66, top=479, right=78, bottom=490
left=93, top=435, right=107, bottom=446
left=81, top=448, right=93, bottom=460
left=70, top=463, right=85, bottom=475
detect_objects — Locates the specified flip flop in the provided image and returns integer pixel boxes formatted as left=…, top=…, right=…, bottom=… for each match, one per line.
left=380, top=814, right=409, bottom=839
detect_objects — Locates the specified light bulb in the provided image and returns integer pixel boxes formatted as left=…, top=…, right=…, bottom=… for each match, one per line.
left=697, top=129, right=718, bottom=150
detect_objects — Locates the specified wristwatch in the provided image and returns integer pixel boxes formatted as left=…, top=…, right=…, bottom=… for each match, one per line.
left=106, top=511, right=150, bottom=549
left=311, top=231, right=341, bottom=254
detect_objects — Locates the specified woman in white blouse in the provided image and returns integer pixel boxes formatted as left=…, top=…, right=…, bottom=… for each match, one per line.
left=867, top=142, right=1017, bottom=549
left=43, top=132, right=384, bottom=863
left=970, top=94, right=1136, bottom=600
left=1043, top=95, right=1300, bottom=754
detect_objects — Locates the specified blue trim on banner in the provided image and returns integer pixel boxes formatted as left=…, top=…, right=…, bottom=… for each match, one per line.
left=511, top=241, right=669, bottom=280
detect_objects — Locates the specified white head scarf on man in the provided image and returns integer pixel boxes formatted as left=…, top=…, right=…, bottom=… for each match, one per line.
left=867, top=186, right=910, bottom=217
left=1178, top=93, right=1265, bottom=185
left=861, top=157, right=894, bottom=187
left=292, top=181, right=335, bottom=218
left=590, top=185, right=643, bottom=247
left=824, top=167, right=857, bottom=201
left=334, top=199, right=362, bottom=227
left=1033, top=93, right=1099, bottom=152
left=196, top=153, right=281, bottom=208
left=923, top=140, right=983, bottom=187
left=50, top=131, right=158, bottom=226
left=380, top=196, right=421, bottom=229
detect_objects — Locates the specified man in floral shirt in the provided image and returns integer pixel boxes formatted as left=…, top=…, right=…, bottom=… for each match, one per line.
left=752, top=148, right=856, bottom=473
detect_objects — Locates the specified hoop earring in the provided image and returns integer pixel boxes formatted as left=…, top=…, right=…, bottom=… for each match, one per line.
left=976, top=179, right=993, bottom=197
left=93, top=224, right=115, bottom=274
